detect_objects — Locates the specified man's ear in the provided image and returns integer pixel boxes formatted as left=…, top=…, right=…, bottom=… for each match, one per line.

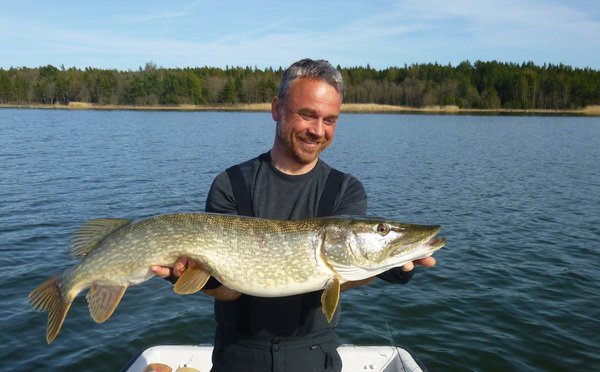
left=271, top=96, right=281, bottom=122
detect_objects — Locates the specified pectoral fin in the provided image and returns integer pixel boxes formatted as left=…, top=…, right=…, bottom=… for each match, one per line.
left=321, top=277, right=341, bottom=323
left=173, top=267, right=211, bottom=295
left=86, top=284, right=127, bottom=323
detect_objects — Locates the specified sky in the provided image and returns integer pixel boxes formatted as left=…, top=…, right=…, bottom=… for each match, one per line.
left=1, top=0, right=599, bottom=71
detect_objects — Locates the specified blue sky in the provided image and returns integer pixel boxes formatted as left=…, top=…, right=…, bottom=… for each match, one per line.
left=2, top=0, right=599, bottom=70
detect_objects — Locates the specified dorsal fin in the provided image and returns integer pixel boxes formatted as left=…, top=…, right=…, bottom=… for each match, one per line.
left=70, top=218, right=130, bottom=258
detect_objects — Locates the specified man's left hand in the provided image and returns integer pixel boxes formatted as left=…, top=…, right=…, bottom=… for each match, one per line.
left=401, top=256, right=436, bottom=272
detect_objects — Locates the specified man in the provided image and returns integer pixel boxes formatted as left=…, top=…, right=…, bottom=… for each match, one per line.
left=152, top=58, right=435, bottom=371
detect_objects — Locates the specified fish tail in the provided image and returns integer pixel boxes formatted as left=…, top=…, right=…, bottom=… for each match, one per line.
left=29, top=277, right=73, bottom=344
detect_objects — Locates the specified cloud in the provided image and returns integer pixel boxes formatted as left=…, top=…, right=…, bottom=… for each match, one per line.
left=397, top=0, right=600, bottom=46
left=1, top=0, right=599, bottom=69
left=112, top=0, right=203, bottom=24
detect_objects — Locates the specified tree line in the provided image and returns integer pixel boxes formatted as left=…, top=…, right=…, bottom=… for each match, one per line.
left=0, top=61, right=598, bottom=110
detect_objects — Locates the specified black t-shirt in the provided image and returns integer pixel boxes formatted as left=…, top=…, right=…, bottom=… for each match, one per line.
left=205, top=153, right=367, bottom=337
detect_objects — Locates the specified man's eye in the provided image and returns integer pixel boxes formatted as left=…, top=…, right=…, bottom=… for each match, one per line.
left=324, top=118, right=337, bottom=126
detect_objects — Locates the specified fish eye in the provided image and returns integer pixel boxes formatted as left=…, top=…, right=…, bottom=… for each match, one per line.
left=376, top=223, right=389, bottom=235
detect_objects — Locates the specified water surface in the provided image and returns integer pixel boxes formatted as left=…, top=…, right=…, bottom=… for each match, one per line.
left=1, top=109, right=599, bottom=370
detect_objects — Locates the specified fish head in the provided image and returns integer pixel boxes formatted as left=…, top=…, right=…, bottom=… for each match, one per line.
left=321, top=217, right=445, bottom=281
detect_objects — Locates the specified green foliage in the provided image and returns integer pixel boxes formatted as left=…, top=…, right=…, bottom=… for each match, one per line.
left=0, top=61, right=598, bottom=109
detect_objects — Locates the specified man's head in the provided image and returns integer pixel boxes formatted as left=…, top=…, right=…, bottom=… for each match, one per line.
left=278, top=59, right=344, bottom=102
left=271, top=59, right=344, bottom=174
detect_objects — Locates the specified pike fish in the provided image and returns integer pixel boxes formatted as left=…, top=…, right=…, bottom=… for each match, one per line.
left=29, top=213, right=445, bottom=344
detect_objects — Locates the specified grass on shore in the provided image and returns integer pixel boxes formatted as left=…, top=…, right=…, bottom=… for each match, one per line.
left=1, top=102, right=599, bottom=116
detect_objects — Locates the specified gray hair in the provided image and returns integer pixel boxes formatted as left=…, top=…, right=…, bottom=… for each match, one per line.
left=278, top=59, right=344, bottom=101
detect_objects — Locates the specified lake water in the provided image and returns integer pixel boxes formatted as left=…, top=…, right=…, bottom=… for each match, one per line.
left=1, top=109, right=599, bottom=371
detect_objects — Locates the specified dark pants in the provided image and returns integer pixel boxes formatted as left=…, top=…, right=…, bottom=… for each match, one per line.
left=211, top=328, right=342, bottom=372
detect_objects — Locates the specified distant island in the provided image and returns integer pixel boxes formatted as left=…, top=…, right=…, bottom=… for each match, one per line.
left=1, top=61, right=599, bottom=115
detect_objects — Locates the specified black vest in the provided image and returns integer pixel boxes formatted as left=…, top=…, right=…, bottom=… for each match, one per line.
left=214, top=154, right=346, bottom=336
left=225, top=152, right=344, bottom=218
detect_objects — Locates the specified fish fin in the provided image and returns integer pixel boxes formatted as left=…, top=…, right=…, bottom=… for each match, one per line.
left=70, top=218, right=131, bottom=258
left=321, top=277, right=341, bottom=323
left=173, top=267, right=211, bottom=295
left=29, top=276, right=73, bottom=344
left=86, top=284, right=127, bottom=323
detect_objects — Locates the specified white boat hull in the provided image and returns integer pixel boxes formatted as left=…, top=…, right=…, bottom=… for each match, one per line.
left=125, top=344, right=424, bottom=372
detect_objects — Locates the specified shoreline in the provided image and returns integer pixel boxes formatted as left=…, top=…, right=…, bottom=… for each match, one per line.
left=1, top=102, right=599, bottom=116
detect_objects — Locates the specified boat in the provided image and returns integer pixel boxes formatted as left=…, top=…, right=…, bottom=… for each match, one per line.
left=124, top=344, right=424, bottom=372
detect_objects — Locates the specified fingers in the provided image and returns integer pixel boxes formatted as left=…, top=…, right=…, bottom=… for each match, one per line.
left=151, top=257, right=202, bottom=279
left=415, top=256, right=437, bottom=268
left=401, top=261, right=415, bottom=272
left=401, top=256, right=437, bottom=272
left=172, top=257, right=188, bottom=277
left=151, top=265, right=172, bottom=278
left=172, top=257, right=202, bottom=277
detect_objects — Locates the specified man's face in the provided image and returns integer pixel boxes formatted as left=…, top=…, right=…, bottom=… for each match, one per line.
left=272, top=78, right=342, bottom=166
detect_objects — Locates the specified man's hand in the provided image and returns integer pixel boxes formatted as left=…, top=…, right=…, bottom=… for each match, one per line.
left=401, top=256, right=436, bottom=272
left=151, top=257, right=241, bottom=301
left=151, top=257, right=198, bottom=279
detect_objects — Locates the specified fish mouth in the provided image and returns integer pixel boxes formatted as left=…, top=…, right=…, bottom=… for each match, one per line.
left=390, top=234, right=446, bottom=257
left=427, top=237, right=446, bottom=250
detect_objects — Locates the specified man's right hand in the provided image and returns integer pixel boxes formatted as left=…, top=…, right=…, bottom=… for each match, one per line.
left=151, top=257, right=241, bottom=301
left=151, top=257, right=193, bottom=279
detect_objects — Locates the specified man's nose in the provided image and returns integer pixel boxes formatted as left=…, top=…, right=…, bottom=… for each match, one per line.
left=306, top=118, right=325, bottom=137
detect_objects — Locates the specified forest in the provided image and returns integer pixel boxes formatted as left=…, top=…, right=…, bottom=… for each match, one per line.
left=0, top=61, right=598, bottom=110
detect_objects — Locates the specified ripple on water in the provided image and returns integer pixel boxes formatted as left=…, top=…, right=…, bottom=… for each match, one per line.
left=3, top=111, right=600, bottom=370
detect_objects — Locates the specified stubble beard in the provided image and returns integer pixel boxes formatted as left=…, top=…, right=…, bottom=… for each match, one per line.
left=275, top=119, right=331, bottom=165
